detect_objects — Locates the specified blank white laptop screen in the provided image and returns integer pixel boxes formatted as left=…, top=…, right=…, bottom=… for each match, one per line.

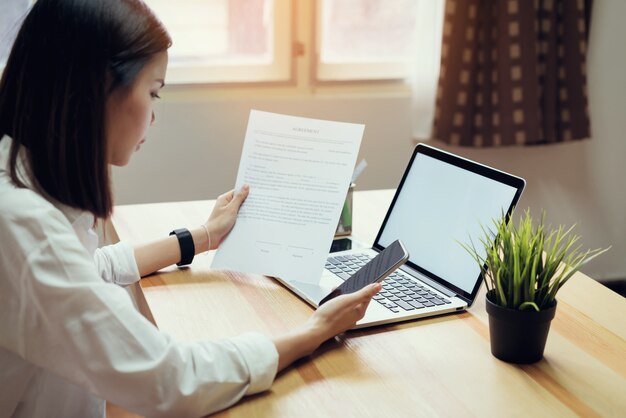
left=378, top=153, right=519, bottom=294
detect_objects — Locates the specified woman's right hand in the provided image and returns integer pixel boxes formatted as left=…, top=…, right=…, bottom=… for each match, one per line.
left=272, top=283, right=381, bottom=371
left=306, top=283, right=382, bottom=343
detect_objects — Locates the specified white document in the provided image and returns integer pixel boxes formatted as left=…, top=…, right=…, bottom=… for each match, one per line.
left=211, top=110, right=364, bottom=283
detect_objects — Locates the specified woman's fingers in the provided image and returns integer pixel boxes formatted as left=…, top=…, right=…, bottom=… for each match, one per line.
left=353, top=284, right=379, bottom=317
left=228, top=184, right=249, bottom=208
left=338, top=283, right=380, bottom=318
left=344, top=283, right=381, bottom=305
left=218, top=189, right=234, bottom=201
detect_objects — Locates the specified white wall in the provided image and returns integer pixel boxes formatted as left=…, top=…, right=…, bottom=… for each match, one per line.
left=112, top=0, right=626, bottom=281
left=112, top=94, right=413, bottom=205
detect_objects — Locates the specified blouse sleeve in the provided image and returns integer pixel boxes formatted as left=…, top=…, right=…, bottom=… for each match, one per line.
left=93, top=241, right=141, bottom=286
left=0, top=202, right=278, bottom=417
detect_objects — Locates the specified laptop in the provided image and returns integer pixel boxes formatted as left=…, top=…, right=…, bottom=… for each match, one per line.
left=274, top=143, right=526, bottom=328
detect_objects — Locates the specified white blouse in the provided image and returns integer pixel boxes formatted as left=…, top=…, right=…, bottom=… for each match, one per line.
left=0, top=136, right=278, bottom=418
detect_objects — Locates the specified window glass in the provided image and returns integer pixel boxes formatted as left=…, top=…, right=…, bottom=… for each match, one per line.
left=320, top=0, right=419, bottom=63
left=0, top=0, right=31, bottom=67
left=146, top=0, right=273, bottom=65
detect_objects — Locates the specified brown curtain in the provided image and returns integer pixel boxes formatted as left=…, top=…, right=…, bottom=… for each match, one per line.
left=432, top=0, right=593, bottom=147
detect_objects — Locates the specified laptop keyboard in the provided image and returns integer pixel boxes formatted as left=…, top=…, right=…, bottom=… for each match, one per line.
left=325, top=254, right=452, bottom=313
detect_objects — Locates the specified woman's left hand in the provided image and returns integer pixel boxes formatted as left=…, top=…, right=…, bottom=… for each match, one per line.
left=204, top=185, right=250, bottom=250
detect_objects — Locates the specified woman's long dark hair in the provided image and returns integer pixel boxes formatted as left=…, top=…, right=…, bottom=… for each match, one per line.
left=0, top=0, right=171, bottom=218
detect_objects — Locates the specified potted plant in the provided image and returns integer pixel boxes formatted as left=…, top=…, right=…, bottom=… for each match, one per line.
left=461, top=210, right=609, bottom=364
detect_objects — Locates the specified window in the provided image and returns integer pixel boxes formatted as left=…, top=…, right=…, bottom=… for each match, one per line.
left=0, top=0, right=31, bottom=68
left=316, top=0, right=420, bottom=81
left=0, top=0, right=444, bottom=143
left=147, top=0, right=424, bottom=84
left=1, top=0, right=441, bottom=90
left=147, top=0, right=425, bottom=84
left=145, top=0, right=291, bottom=84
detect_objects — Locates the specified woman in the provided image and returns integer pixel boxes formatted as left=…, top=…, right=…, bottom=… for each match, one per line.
left=0, top=1, right=380, bottom=417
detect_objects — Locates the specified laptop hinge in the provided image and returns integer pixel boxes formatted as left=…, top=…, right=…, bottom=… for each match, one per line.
left=399, top=264, right=456, bottom=298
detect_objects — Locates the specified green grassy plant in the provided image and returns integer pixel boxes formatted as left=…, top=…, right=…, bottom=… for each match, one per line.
left=461, top=210, right=610, bottom=311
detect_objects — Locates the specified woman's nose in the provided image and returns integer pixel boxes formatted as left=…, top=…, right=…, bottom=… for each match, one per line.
left=150, top=111, right=155, bottom=125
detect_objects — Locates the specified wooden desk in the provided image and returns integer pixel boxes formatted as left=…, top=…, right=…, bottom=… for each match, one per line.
left=111, top=190, right=626, bottom=417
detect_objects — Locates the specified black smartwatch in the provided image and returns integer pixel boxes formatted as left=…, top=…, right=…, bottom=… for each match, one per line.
left=169, top=228, right=195, bottom=266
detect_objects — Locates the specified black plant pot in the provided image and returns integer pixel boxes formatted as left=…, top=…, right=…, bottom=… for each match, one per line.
left=485, top=293, right=557, bottom=364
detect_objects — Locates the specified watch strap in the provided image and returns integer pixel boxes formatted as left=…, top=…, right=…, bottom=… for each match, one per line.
left=169, top=228, right=195, bottom=266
